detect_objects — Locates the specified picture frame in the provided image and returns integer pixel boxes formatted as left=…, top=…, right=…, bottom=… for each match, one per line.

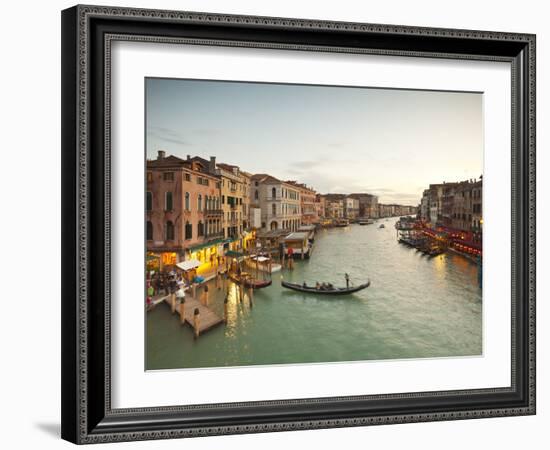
left=61, top=4, right=536, bottom=444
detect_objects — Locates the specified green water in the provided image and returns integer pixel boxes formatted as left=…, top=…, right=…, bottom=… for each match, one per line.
left=146, top=217, right=482, bottom=370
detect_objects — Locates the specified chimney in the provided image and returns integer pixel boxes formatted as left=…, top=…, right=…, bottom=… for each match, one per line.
left=209, top=156, right=216, bottom=174
left=157, top=150, right=165, bottom=160
left=187, top=154, right=191, bottom=161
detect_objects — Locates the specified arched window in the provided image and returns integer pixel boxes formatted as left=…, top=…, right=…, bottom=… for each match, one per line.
left=185, top=221, right=192, bottom=240
left=198, top=194, right=202, bottom=211
left=271, top=187, right=276, bottom=199
left=272, top=203, right=276, bottom=216
left=146, top=221, right=153, bottom=240
left=165, top=221, right=174, bottom=240
left=198, top=221, right=204, bottom=237
left=185, top=192, right=190, bottom=211
left=254, top=190, right=259, bottom=200
left=146, top=192, right=152, bottom=211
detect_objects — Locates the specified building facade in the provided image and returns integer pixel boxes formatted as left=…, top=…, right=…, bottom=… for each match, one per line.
left=349, top=193, right=379, bottom=218
left=146, top=151, right=222, bottom=267
left=250, top=174, right=302, bottom=231
left=286, top=181, right=317, bottom=225
left=421, top=177, right=482, bottom=238
left=216, top=163, right=248, bottom=240
left=344, top=197, right=360, bottom=220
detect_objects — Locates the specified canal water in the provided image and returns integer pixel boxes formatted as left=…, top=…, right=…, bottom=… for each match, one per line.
left=146, top=217, right=482, bottom=370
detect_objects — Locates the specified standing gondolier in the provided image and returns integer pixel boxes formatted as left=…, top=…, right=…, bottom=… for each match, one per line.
left=345, top=273, right=350, bottom=288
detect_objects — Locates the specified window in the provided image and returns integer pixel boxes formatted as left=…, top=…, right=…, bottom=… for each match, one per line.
left=185, top=192, right=190, bottom=211
left=146, top=221, right=153, bottom=240
left=165, top=192, right=173, bottom=211
left=185, top=222, right=192, bottom=240
left=198, top=194, right=202, bottom=211
left=184, top=173, right=191, bottom=182
left=146, top=172, right=153, bottom=182
left=146, top=191, right=152, bottom=211
left=165, top=221, right=174, bottom=240
left=272, top=187, right=276, bottom=198
left=222, top=195, right=225, bottom=204
left=272, top=203, right=276, bottom=216
left=163, top=172, right=174, bottom=181
left=198, top=221, right=204, bottom=237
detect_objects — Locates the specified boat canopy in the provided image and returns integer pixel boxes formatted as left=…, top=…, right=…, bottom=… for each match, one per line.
left=251, top=255, right=269, bottom=262
left=284, top=232, right=308, bottom=242
left=176, top=259, right=201, bottom=271
left=225, top=250, right=244, bottom=258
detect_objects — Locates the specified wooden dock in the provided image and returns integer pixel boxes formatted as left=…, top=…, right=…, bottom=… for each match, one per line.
left=156, top=293, right=224, bottom=336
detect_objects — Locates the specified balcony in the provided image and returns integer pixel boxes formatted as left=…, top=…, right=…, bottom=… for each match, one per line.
left=205, top=231, right=224, bottom=239
left=205, top=208, right=223, bottom=215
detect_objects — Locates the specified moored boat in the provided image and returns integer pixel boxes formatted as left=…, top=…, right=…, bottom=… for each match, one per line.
left=334, top=218, right=350, bottom=227
left=281, top=279, right=370, bottom=295
left=228, top=272, right=272, bottom=289
left=358, top=218, right=374, bottom=225
left=245, top=255, right=282, bottom=273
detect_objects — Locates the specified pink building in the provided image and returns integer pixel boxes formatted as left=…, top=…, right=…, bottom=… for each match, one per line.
left=146, top=151, right=222, bottom=267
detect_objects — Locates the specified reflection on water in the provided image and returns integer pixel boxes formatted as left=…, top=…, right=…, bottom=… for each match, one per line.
left=146, top=217, right=482, bottom=370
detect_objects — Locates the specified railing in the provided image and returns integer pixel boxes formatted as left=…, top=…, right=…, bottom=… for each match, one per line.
left=204, top=208, right=223, bottom=215
left=205, top=231, right=224, bottom=239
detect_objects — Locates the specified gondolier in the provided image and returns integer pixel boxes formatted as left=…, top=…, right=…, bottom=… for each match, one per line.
left=345, top=273, right=350, bottom=288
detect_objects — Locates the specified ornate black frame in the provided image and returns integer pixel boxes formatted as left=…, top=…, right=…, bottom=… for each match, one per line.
left=61, top=4, right=536, bottom=444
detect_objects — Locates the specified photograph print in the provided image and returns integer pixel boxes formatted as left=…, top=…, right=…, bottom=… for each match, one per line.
left=145, top=78, right=483, bottom=371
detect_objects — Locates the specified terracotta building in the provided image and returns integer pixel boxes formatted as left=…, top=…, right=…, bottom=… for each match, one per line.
left=146, top=151, right=222, bottom=268
left=286, top=181, right=318, bottom=225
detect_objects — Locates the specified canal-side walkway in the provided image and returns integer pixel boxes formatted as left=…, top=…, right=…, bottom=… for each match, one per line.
left=151, top=292, right=224, bottom=337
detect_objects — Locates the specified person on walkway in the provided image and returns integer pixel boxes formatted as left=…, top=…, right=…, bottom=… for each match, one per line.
left=175, top=284, right=185, bottom=304
left=202, top=283, right=209, bottom=305
left=216, top=269, right=222, bottom=290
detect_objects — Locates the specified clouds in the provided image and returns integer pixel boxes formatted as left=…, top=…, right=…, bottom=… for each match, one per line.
left=145, top=78, right=483, bottom=205
left=148, top=126, right=191, bottom=147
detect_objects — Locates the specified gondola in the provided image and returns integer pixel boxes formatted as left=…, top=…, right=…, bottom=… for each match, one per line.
left=281, top=280, right=370, bottom=295
left=228, top=272, right=272, bottom=289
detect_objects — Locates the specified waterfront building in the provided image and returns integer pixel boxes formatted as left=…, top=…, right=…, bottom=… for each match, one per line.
left=427, top=184, right=445, bottom=226
left=418, top=177, right=483, bottom=256
left=449, top=177, right=483, bottom=236
left=286, top=181, right=318, bottom=225
left=441, top=183, right=458, bottom=228
left=250, top=174, right=302, bottom=231
left=344, top=197, right=360, bottom=220
left=349, top=193, right=378, bottom=218
left=321, top=194, right=346, bottom=219
left=146, top=151, right=222, bottom=270
left=471, top=178, right=483, bottom=244
left=314, top=194, right=327, bottom=224
left=240, top=171, right=252, bottom=231
left=420, top=190, right=430, bottom=221
left=216, top=163, right=244, bottom=238
left=377, top=203, right=393, bottom=218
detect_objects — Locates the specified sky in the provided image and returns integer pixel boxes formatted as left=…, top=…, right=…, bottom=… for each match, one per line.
left=145, top=78, right=483, bottom=205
